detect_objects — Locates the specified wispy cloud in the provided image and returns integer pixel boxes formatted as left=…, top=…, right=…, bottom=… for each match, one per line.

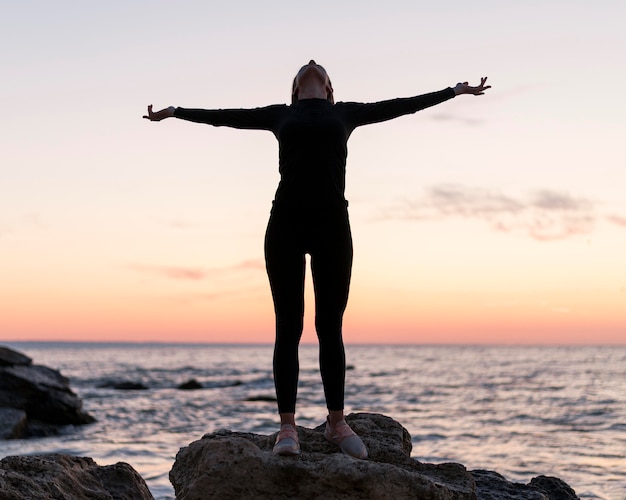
left=381, top=184, right=609, bottom=241
left=131, top=265, right=208, bottom=281
left=129, top=259, right=265, bottom=281
left=169, top=285, right=269, bottom=305
left=541, top=301, right=571, bottom=314
left=0, top=213, right=46, bottom=239
left=155, top=217, right=201, bottom=230
left=429, top=113, right=484, bottom=126
left=606, top=214, right=626, bottom=227
left=426, top=85, right=537, bottom=127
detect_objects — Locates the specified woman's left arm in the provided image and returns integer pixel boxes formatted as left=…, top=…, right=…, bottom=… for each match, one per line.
left=344, top=77, right=491, bottom=128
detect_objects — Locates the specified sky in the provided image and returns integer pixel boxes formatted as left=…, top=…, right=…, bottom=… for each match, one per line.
left=1, top=1, right=624, bottom=344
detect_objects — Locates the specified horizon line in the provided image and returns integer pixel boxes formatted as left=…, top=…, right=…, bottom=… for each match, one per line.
left=3, top=340, right=625, bottom=348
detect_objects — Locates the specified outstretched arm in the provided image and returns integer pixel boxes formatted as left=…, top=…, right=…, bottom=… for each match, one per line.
left=143, top=104, right=286, bottom=130
left=143, top=105, right=176, bottom=121
left=453, top=77, right=491, bottom=96
left=343, top=77, right=491, bottom=129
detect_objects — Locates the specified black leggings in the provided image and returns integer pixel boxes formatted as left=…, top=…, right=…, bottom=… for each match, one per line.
left=264, top=205, right=353, bottom=414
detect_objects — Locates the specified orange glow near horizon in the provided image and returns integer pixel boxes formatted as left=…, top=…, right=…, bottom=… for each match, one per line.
left=2, top=283, right=624, bottom=345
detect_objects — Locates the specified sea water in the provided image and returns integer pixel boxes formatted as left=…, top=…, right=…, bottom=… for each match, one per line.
left=1, top=343, right=624, bottom=499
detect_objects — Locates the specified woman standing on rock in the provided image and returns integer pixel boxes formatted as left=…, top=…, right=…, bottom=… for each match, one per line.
left=144, top=60, right=490, bottom=458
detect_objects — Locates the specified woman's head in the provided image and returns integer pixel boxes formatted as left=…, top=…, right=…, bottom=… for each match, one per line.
left=292, top=60, right=334, bottom=104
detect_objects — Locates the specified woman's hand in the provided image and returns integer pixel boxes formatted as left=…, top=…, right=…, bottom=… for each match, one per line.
left=143, top=105, right=176, bottom=121
left=453, top=77, right=491, bottom=96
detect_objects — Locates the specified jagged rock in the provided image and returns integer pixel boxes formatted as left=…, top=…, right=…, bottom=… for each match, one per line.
left=0, top=345, right=95, bottom=439
left=170, top=413, right=579, bottom=500
left=472, top=470, right=578, bottom=499
left=529, top=476, right=578, bottom=499
left=178, top=379, right=203, bottom=390
left=0, top=454, right=154, bottom=500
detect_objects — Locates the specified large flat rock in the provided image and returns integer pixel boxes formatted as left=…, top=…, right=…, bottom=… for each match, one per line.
left=170, top=413, right=578, bottom=499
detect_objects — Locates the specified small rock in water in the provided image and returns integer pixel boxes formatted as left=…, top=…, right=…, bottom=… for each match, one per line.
left=113, top=381, right=149, bottom=390
left=244, top=395, right=277, bottom=402
left=97, top=380, right=149, bottom=390
left=178, top=379, right=203, bottom=390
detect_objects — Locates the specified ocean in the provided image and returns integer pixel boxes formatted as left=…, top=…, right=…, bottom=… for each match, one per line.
left=1, top=343, right=624, bottom=499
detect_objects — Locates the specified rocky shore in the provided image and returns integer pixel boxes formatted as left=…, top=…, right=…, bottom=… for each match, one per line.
left=0, top=454, right=154, bottom=500
left=0, top=346, right=579, bottom=499
left=0, top=346, right=95, bottom=438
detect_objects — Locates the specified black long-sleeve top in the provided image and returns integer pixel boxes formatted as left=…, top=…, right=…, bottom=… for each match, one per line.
left=174, top=88, right=455, bottom=208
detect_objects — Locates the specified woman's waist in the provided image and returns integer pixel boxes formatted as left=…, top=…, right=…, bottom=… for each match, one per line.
left=271, top=198, right=349, bottom=212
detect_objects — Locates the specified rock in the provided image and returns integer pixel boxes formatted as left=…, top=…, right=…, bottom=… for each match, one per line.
left=170, top=413, right=475, bottom=499
left=0, top=345, right=95, bottom=439
left=178, top=379, right=203, bottom=390
left=472, top=470, right=579, bottom=499
left=0, top=346, right=32, bottom=367
left=96, top=380, right=149, bottom=390
left=170, top=413, right=579, bottom=500
left=0, top=454, right=154, bottom=500
left=0, top=408, right=28, bottom=439
left=244, top=394, right=277, bottom=402
left=113, top=381, right=148, bottom=390
left=529, top=476, right=579, bottom=499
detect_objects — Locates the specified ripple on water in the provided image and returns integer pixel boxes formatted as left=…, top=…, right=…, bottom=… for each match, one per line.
left=3, top=343, right=625, bottom=500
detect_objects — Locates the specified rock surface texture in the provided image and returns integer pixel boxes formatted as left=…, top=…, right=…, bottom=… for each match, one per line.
left=0, top=454, right=154, bottom=500
left=170, top=413, right=579, bottom=500
left=0, top=346, right=95, bottom=438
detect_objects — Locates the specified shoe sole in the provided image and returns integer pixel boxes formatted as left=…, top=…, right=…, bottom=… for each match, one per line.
left=273, top=446, right=300, bottom=456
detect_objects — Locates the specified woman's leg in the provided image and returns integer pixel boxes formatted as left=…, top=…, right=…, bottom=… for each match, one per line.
left=312, top=209, right=367, bottom=458
left=265, top=210, right=306, bottom=416
left=310, top=208, right=353, bottom=412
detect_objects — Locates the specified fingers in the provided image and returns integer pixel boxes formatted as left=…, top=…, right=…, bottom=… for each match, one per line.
left=143, top=104, right=154, bottom=120
left=473, top=77, right=491, bottom=95
left=456, top=77, right=490, bottom=96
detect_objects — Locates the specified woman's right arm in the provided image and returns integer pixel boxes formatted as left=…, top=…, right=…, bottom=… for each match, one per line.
left=143, top=104, right=286, bottom=131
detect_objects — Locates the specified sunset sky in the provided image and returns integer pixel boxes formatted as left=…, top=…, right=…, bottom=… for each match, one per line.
left=1, top=1, right=624, bottom=344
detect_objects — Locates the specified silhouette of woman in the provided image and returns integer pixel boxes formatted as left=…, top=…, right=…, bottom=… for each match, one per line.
left=144, top=60, right=490, bottom=458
